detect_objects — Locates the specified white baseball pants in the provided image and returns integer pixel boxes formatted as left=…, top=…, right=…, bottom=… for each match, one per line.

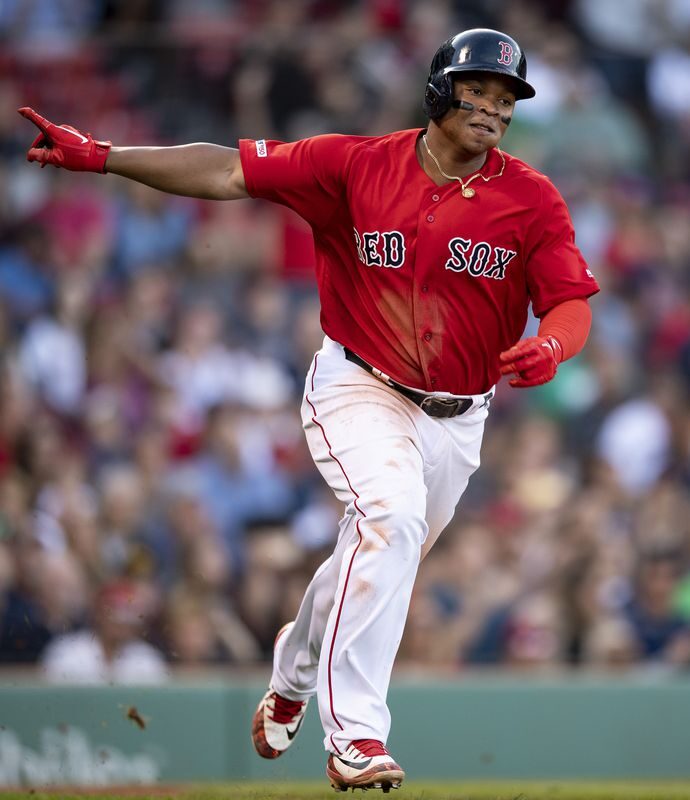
left=271, top=336, right=490, bottom=754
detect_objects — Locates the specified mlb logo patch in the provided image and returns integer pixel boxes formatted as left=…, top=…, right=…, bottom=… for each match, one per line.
left=256, top=139, right=267, bottom=157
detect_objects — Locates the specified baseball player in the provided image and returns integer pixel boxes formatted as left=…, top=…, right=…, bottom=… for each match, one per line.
left=19, top=28, right=598, bottom=792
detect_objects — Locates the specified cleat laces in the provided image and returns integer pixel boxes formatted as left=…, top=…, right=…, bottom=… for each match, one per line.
left=269, top=692, right=305, bottom=724
left=351, top=739, right=389, bottom=758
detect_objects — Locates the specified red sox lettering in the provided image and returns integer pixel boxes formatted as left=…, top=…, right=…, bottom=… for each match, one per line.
left=354, top=227, right=516, bottom=281
left=445, top=237, right=517, bottom=279
left=353, top=228, right=406, bottom=269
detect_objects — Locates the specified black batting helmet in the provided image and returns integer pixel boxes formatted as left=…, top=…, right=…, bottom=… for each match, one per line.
left=423, top=28, right=536, bottom=120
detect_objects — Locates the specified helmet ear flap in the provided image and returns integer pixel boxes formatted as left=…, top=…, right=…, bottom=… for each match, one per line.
left=423, top=39, right=455, bottom=119
left=423, top=74, right=453, bottom=120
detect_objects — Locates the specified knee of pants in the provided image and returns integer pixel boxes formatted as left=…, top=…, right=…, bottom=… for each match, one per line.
left=360, top=505, right=426, bottom=558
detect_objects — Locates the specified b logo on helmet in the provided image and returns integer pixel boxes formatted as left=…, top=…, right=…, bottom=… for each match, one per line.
left=497, top=41, right=514, bottom=66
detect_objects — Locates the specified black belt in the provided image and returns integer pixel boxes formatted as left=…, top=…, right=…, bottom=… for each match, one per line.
left=343, top=348, right=488, bottom=419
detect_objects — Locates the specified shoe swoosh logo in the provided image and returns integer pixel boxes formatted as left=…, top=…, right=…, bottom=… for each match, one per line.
left=59, top=126, right=88, bottom=144
left=337, top=756, right=372, bottom=769
left=286, top=716, right=304, bottom=741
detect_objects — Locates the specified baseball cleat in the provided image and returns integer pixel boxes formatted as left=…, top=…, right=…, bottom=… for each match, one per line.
left=327, top=739, right=404, bottom=792
left=251, top=622, right=309, bottom=758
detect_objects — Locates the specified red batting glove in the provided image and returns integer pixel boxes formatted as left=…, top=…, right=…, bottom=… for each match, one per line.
left=18, top=107, right=111, bottom=173
left=499, top=335, right=563, bottom=388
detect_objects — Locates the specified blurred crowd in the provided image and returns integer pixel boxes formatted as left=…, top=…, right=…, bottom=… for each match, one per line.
left=0, top=0, right=690, bottom=682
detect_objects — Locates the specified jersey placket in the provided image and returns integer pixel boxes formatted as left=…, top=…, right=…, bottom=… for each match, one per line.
left=412, top=185, right=456, bottom=392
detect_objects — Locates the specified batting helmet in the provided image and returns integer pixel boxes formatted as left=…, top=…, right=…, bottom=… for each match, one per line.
left=423, top=28, right=536, bottom=119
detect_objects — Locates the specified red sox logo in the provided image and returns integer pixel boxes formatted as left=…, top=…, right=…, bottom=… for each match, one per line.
left=497, top=41, right=514, bottom=66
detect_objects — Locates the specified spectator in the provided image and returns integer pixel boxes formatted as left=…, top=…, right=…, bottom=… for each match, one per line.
left=625, top=552, right=690, bottom=668
left=0, top=547, right=87, bottom=663
left=18, top=273, right=90, bottom=416
left=112, top=181, right=194, bottom=280
left=97, top=464, right=155, bottom=579
left=188, top=403, right=294, bottom=569
left=161, top=584, right=260, bottom=667
left=596, top=395, right=672, bottom=495
left=40, top=579, right=168, bottom=684
left=581, top=615, right=640, bottom=669
left=0, top=224, right=54, bottom=324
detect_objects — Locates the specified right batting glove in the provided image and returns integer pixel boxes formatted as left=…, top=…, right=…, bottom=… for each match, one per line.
left=18, top=107, right=111, bottom=173
left=499, top=335, right=563, bottom=388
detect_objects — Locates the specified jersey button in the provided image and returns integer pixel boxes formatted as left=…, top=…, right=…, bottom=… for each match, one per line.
left=432, top=194, right=440, bottom=202
left=427, top=214, right=434, bottom=223
left=421, top=284, right=429, bottom=293
left=423, top=332, right=432, bottom=342
left=431, top=378, right=438, bottom=386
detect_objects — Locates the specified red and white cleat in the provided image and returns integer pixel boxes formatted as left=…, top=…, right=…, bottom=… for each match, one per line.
left=251, top=623, right=309, bottom=758
left=327, top=739, right=405, bottom=793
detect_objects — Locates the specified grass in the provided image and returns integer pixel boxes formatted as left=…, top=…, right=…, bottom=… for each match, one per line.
left=5, top=782, right=690, bottom=800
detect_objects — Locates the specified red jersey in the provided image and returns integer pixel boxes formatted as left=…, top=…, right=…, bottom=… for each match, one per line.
left=239, top=129, right=599, bottom=395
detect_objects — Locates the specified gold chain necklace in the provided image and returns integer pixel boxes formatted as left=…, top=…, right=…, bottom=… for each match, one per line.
left=422, top=134, right=506, bottom=198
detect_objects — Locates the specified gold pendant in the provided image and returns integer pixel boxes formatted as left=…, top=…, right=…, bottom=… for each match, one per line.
left=461, top=187, right=475, bottom=198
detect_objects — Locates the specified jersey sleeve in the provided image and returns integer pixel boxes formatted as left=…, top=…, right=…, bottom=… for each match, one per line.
left=239, top=135, right=354, bottom=229
left=524, top=178, right=600, bottom=318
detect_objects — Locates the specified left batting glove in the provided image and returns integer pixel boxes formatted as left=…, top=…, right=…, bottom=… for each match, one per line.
left=499, top=335, right=563, bottom=388
left=18, top=107, right=111, bottom=173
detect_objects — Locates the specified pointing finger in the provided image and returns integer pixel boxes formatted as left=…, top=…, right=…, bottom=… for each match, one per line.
left=17, top=107, right=53, bottom=134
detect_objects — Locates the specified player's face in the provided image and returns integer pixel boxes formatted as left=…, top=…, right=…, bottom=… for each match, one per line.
left=446, top=75, right=516, bottom=155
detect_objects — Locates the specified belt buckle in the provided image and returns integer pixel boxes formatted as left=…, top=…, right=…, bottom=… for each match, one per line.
left=420, top=396, right=470, bottom=418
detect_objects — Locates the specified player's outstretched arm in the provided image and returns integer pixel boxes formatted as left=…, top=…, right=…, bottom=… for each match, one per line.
left=106, top=143, right=248, bottom=200
left=18, top=107, right=248, bottom=201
